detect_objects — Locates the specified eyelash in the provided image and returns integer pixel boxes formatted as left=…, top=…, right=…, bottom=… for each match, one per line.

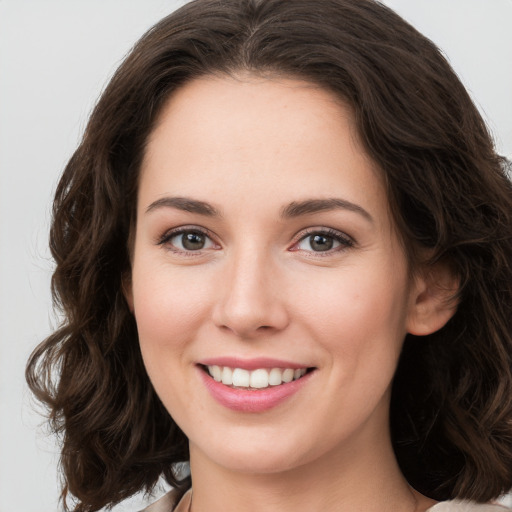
left=157, top=226, right=354, bottom=256
left=291, top=228, right=354, bottom=256
left=157, top=226, right=218, bottom=256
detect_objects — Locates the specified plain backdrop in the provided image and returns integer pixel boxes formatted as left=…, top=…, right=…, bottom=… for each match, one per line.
left=1, top=1, right=511, bottom=511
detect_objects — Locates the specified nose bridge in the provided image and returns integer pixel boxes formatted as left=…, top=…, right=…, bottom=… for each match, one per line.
left=213, top=242, right=288, bottom=337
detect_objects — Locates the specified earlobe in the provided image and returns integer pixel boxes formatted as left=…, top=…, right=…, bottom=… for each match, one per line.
left=406, top=263, right=459, bottom=336
left=122, top=272, right=135, bottom=313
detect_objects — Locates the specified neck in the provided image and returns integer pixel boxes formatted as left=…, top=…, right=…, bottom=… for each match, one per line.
left=188, top=428, right=436, bottom=512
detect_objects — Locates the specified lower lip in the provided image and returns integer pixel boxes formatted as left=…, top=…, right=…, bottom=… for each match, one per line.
left=198, top=367, right=314, bottom=413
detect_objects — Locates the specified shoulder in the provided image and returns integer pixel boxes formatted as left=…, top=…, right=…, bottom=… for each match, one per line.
left=428, top=500, right=512, bottom=512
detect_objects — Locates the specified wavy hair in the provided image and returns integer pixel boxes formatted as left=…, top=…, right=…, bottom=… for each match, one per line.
left=26, top=0, right=512, bottom=510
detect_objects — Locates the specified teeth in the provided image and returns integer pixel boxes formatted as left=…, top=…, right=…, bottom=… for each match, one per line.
left=282, top=368, right=294, bottom=383
left=250, top=369, right=269, bottom=389
left=207, top=366, right=307, bottom=389
left=232, top=368, right=250, bottom=387
left=268, top=368, right=283, bottom=386
left=210, top=365, right=222, bottom=382
left=221, top=366, right=232, bottom=385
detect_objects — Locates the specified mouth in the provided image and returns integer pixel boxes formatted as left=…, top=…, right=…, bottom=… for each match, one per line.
left=197, top=357, right=317, bottom=412
left=200, top=364, right=314, bottom=390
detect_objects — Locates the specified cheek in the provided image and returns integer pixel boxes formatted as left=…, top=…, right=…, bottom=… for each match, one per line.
left=131, top=261, right=212, bottom=354
left=295, top=264, right=410, bottom=361
left=131, top=262, right=213, bottom=417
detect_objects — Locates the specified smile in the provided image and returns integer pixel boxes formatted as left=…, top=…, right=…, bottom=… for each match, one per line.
left=198, top=361, right=316, bottom=413
left=206, top=365, right=308, bottom=389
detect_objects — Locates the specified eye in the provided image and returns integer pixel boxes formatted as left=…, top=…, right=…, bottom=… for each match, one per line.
left=159, top=227, right=217, bottom=253
left=293, top=229, right=353, bottom=254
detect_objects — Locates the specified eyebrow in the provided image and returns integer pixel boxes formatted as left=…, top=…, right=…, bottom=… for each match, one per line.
left=146, top=196, right=221, bottom=216
left=281, top=198, right=373, bottom=223
left=145, top=195, right=373, bottom=223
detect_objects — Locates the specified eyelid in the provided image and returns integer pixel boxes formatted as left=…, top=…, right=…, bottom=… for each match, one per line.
left=290, top=227, right=355, bottom=254
left=157, top=225, right=220, bottom=253
left=156, top=225, right=353, bottom=256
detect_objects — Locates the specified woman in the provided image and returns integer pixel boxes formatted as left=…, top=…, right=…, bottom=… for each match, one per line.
left=26, top=0, right=512, bottom=511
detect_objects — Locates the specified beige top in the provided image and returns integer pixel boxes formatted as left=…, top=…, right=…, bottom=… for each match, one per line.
left=429, top=502, right=511, bottom=512
left=141, top=489, right=511, bottom=512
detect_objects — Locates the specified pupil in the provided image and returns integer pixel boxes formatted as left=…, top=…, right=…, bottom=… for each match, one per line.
left=310, top=234, right=333, bottom=251
left=182, top=232, right=205, bottom=250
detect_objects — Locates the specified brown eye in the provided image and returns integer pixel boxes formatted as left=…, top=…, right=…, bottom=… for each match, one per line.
left=165, top=229, right=215, bottom=252
left=309, top=234, right=334, bottom=252
left=295, top=229, right=353, bottom=254
left=181, top=232, right=206, bottom=250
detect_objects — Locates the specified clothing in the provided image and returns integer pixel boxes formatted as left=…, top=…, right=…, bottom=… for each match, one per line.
left=428, top=502, right=511, bottom=512
left=141, top=489, right=511, bottom=512
left=140, top=489, right=190, bottom=512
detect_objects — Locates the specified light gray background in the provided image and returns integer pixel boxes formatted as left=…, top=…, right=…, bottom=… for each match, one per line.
left=1, top=1, right=511, bottom=511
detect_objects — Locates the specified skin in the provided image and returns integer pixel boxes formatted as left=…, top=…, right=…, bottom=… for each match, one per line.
left=126, top=75, right=455, bottom=512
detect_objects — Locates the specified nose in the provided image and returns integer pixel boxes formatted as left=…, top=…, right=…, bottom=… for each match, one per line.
left=212, top=250, right=289, bottom=338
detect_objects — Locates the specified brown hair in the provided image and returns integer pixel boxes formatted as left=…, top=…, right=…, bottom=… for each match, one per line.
left=26, top=0, right=512, bottom=510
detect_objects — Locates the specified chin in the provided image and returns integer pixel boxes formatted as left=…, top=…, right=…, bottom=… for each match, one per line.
left=189, top=431, right=318, bottom=476
left=215, top=451, right=305, bottom=475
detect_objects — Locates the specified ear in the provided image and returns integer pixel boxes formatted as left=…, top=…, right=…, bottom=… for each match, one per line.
left=406, top=261, right=459, bottom=336
left=122, top=271, right=134, bottom=313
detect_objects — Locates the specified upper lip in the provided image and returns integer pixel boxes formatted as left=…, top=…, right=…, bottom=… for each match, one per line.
left=198, top=357, right=311, bottom=371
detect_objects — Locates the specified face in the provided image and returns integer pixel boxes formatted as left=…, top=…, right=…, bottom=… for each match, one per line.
left=127, top=75, right=425, bottom=476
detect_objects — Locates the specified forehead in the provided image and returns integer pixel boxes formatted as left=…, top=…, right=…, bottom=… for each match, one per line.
left=146, top=75, right=356, bottom=162
left=139, top=75, right=389, bottom=224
